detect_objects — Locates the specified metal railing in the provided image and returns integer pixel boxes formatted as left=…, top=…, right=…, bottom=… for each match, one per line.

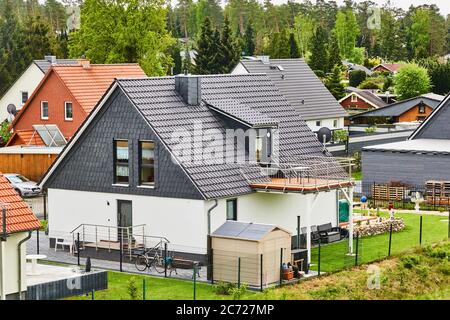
left=69, top=223, right=169, bottom=260
left=239, top=156, right=354, bottom=192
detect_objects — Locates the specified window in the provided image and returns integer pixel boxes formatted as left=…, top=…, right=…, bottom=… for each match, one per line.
left=418, top=104, right=426, bottom=114
left=226, top=199, right=237, bottom=221
left=351, top=94, right=358, bottom=102
left=333, top=119, right=338, bottom=128
left=316, top=120, right=321, bottom=127
left=139, top=141, right=155, bottom=186
left=21, top=91, right=28, bottom=104
left=255, top=129, right=272, bottom=163
left=114, top=140, right=129, bottom=184
left=65, top=102, right=73, bottom=120
left=41, top=101, right=48, bottom=119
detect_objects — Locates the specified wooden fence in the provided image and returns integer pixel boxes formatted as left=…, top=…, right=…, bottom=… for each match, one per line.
left=0, top=153, right=58, bottom=181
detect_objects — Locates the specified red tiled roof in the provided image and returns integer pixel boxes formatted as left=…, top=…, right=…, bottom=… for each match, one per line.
left=52, top=62, right=146, bottom=113
left=0, top=173, right=41, bottom=234
left=381, top=63, right=404, bottom=72
left=6, top=130, right=46, bottom=147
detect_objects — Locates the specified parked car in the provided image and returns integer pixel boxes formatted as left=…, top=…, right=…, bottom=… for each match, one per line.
left=4, top=174, right=41, bottom=197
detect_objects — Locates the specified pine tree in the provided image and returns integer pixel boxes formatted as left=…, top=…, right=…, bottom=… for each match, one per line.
left=194, top=17, right=217, bottom=74
left=288, top=32, right=300, bottom=58
left=309, top=25, right=328, bottom=76
left=325, top=65, right=345, bottom=99
left=182, top=43, right=195, bottom=74
left=170, top=41, right=183, bottom=75
left=218, top=16, right=241, bottom=73
left=243, top=21, right=255, bottom=56
left=327, top=32, right=342, bottom=72
left=25, top=14, right=55, bottom=59
left=277, top=29, right=290, bottom=58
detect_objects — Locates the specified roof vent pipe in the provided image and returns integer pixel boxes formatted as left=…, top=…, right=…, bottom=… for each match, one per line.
left=175, top=74, right=201, bottom=106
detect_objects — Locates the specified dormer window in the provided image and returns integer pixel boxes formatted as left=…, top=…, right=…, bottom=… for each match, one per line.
left=255, top=128, right=272, bottom=163
left=418, top=104, right=426, bottom=114
left=351, top=94, right=358, bottom=102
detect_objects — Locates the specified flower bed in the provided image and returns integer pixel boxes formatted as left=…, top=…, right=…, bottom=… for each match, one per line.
left=354, top=218, right=405, bottom=237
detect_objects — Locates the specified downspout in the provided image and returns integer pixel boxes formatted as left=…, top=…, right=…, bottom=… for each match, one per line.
left=207, top=199, right=218, bottom=235
left=17, top=231, right=32, bottom=300
left=206, top=199, right=218, bottom=281
left=0, top=241, right=4, bottom=300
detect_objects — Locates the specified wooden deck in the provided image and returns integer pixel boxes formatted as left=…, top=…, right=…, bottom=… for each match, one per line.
left=250, top=177, right=354, bottom=192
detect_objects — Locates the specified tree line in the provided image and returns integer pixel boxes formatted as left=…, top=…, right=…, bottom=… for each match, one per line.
left=1, top=0, right=449, bottom=97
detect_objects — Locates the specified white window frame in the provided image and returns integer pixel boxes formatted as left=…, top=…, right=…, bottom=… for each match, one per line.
left=351, top=94, right=358, bottom=102
left=64, top=101, right=73, bottom=121
left=40, top=101, right=49, bottom=120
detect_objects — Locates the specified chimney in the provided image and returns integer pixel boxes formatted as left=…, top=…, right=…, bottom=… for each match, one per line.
left=175, top=74, right=201, bottom=106
left=45, top=55, right=57, bottom=64
left=79, top=59, right=91, bottom=69
left=257, top=55, right=270, bottom=65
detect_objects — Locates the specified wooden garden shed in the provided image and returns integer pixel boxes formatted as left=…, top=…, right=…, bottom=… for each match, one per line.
left=211, top=221, right=291, bottom=288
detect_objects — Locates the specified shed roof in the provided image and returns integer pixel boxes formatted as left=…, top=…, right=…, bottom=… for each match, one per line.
left=211, top=221, right=289, bottom=241
left=238, top=59, right=347, bottom=120
left=363, top=138, right=450, bottom=154
left=0, top=173, right=41, bottom=234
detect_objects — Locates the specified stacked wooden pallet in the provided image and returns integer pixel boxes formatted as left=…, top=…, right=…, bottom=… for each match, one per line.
left=372, top=184, right=405, bottom=201
left=425, top=181, right=450, bottom=206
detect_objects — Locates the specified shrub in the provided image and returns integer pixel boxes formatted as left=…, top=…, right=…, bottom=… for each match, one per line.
left=401, top=255, right=421, bottom=269
left=332, top=129, right=348, bottom=143
left=438, top=261, right=450, bottom=276
left=349, top=70, right=367, bottom=87
left=127, top=277, right=139, bottom=300
left=359, top=79, right=380, bottom=89
left=364, top=126, right=376, bottom=134
left=394, top=63, right=431, bottom=100
left=415, top=265, right=430, bottom=280
left=213, top=281, right=235, bottom=295
left=428, top=247, right=448, bottom=259
left=229, top=283, right=247, bottom=300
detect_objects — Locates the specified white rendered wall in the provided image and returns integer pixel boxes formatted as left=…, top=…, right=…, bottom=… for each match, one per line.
left=0, top=63, right=44, bottom=122
left=0, top=232, right=28, bottom=297
left=307, top=117, right=345, bottom=132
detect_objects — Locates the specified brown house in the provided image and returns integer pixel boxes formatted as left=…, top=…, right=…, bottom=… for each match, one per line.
left=339, top=90, right=387, bottom=114
left=350, top=93, right=444, bottom=125
left=372, top=63, right=404, bottom=75
left=7, top=60, right=146, bottom=145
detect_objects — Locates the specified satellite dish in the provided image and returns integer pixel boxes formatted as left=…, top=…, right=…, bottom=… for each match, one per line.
left=317, top=127, right=332, bottom=154
left=7, top=104, right=17, bottom=115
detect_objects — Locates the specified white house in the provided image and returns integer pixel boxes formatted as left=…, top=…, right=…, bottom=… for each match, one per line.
left=39, top=74, right=354, bottom=268
left=232, top=57, right=348, bottom=132
left=0, top=56, right=78, bottom=122
left=0, top=173, right=41, bottom=300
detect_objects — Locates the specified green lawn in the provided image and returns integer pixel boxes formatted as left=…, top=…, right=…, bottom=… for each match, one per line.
left=310, top=211, right=449, bottom=273
left=67, top=271, right=259, bottom=300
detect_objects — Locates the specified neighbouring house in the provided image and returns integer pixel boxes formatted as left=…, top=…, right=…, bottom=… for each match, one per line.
left=342, top=60, right=373, bottom=78
left=362, top=93, right=450, bottom=192
left=372, top=63, right=404, bottom=75
left=232, top=57, right=348, bottom=132
left=350, top=93, right=444, bottom=126
left=39, top=74, right=354, bottom=267
left=0, top=56, right=78, bottom=123
left=7, top=60, right=146, bottom=144
left=0, top=173, right=41, bottom=300
left=339, top=89, right=388, bottom=114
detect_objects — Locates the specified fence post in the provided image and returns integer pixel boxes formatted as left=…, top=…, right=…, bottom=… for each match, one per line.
left=279, top=248, right=283, bottom=286
left=260, top=254, right=263, bottom=292
left=36, top=229, right=40, bottom=255
left=317, top=238, right=321, bottom=276
left=143, top=278, right=146, bottom=300
left=91, top=290, right=95, bottom=300
left=419, top=215, right=423, bottom=245
left=388, top=223, right=393, bottom=257
left=237, top=257, right=241, bottom=289
left=43, top=192, right=47, bottom=221
left=119, top=232, right=123, bottom=272
left=296, top=215, right=301, bottom=249
left=77, top=232, right=80, bottom=266
left=355, top=232, right=359, bottom=266
left=164, top=242, right=168, bottom=278
left=193, top=266, right=197, bottom=301
left=448, top=210, right=450, bottom=239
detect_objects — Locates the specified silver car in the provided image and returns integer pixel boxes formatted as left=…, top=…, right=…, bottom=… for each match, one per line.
left=4, top=174, right=41, bottom=197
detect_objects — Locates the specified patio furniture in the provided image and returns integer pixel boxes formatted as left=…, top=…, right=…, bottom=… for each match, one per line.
left=55, top=238, right=74, bottom=254
left=310, top=225, right=321, bottom=244
left=26, top=254, right=47, bottom=275
left=317, top=223, right=342, bottom=243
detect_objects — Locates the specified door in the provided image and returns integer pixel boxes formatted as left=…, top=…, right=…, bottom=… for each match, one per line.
left=117, top=200, right=132, bottom=241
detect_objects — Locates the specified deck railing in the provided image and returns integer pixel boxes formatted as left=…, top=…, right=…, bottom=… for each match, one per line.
left=239, top=156, right=354, bottom=192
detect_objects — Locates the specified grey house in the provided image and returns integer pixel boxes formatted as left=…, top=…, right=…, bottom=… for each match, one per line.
left=362, top=94, right=450, bottom=190
left=39, top=74, right=352, bottom=262
left=232, top=57, right=347, bottom=132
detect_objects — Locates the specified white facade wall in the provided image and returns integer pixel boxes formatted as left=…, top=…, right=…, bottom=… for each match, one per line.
left=49, top=188, right=338, bottom=255
left=306, top=117, right=345, bottom=132
left=0, top=232, right=28, bottom=298
left=0, top=63, right=44, bottom=122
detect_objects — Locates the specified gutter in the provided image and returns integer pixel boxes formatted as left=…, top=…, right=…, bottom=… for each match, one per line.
left=207, top=199, right=218, bottom=235
left=17, top=231, right=32, bottom=300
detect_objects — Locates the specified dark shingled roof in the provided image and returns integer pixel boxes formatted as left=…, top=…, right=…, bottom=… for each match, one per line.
left=238, top=59, right=347, bottom=121
left=33, top=59, right=78, bottom=73
left=211, top=221, right=289, bottom=241
left=117, top=74, right=332, bottom=199
left=350, top=94, right=444, bottom=119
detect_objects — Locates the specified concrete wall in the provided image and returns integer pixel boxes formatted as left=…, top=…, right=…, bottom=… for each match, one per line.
left=0, top=232, right=28, bottom=299
left=0, top=63, right=43, bottom=122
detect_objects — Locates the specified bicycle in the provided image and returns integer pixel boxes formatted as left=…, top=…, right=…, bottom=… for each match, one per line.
left=134, top=246, right=177, bottom=275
